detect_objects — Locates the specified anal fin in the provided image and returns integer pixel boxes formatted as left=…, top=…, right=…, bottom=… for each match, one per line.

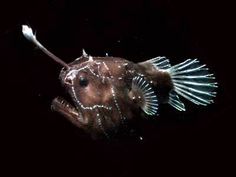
left=168, top=90, right=185, bottom=111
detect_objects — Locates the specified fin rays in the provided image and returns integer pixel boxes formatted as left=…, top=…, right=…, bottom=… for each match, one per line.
left=132, top=76, right=159, bottom=116
left=168, top=59, right=217, bottom=107
left=142, top=56, right=171, bottom=70
left=168, top=91, right=186, bottom=111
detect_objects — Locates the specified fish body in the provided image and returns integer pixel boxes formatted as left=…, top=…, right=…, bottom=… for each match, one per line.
left=53, top=55, right=170, bottom=137
left=22, top=25, right=217, bottom=139
left=52, top=54, right=217, bottom=138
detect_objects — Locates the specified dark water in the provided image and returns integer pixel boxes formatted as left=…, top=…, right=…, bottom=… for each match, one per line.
left=1, top=0, right=235, bottom=176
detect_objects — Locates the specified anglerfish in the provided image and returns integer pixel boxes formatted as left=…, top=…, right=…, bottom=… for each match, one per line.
left=22, top=25, right=217, bottom=139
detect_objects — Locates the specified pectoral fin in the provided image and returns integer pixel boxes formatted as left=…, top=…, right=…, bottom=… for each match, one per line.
left=129, top=76, right=159, bottom=116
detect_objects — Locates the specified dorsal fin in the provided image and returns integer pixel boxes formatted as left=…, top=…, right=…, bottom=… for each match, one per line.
left=131, top=76, right=159, bottom=116
left=142, top=56, right=171, bottom=70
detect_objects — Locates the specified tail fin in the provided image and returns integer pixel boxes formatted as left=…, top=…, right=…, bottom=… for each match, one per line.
left=167, top=59, right=217, bottom=110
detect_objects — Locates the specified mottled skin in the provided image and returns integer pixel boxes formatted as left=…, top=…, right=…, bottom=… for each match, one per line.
left=51, top=55, right=173, bottom=138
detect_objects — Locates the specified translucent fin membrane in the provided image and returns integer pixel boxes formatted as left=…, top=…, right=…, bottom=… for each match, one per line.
left=132, top=76, right=159, bottom=115
left=168, top=59, right=218, bottom=106
left=146, top=56, right=171, bottom=70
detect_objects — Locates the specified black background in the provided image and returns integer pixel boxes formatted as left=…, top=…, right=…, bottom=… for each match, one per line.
left=1, top=0, right=235, bottom=176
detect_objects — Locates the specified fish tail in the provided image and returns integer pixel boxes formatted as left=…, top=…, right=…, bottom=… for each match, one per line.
left=166, top=59, right=218, bottom=111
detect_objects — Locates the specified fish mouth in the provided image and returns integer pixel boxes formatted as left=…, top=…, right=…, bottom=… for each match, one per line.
left=51, top=96, right=84, bottom=127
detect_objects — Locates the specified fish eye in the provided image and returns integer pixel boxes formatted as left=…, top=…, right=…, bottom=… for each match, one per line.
left=79, top=76, right=89, bottom=87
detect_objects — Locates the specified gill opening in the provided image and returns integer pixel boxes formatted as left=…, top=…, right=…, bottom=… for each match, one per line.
left=22, top=25, right=70, bottom=69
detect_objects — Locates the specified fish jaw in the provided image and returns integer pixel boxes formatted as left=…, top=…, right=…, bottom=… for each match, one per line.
left=51, top=97, right=88, bottom=128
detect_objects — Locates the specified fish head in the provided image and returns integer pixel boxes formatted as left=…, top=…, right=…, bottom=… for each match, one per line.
left=21, top=25, right=142, bottom=138
left=51, top=56, right=131, bottom=135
